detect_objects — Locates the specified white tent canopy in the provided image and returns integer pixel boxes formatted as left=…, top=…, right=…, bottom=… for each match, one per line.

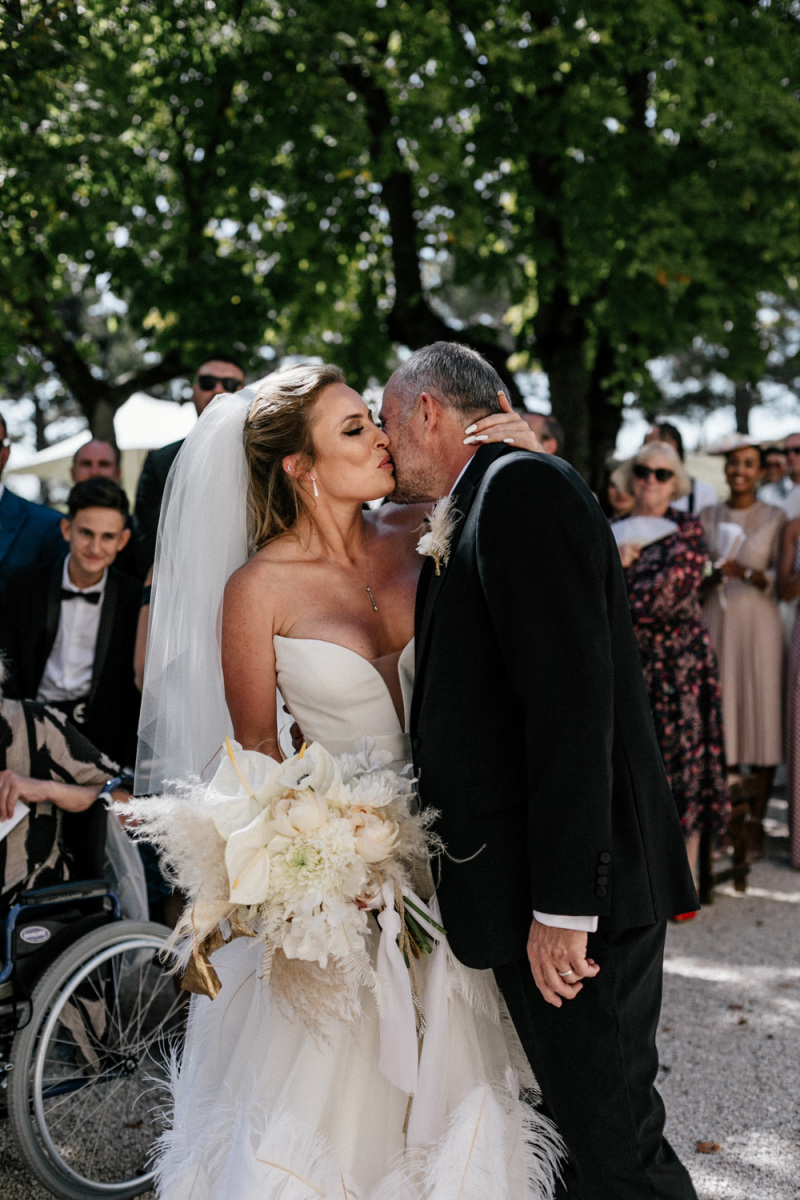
left=6, top=392, right=197, bottom=502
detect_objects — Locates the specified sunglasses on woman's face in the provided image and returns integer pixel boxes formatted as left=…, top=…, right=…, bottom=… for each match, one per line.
left=632, top=464, right=674, bottom=483
left=196, top=374, right=244, bottom=392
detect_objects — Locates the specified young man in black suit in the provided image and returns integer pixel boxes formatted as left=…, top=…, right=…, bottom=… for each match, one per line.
left=0, top=478, right=141, bottom=769
left=380, top=342, right=699, bottom=1200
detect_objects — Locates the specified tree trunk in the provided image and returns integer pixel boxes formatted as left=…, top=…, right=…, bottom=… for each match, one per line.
left=734, top=381, right=756, bottom=434
left=90, top=398, right=117, bottom=443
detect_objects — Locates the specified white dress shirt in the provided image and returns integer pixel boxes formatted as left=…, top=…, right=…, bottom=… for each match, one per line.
left=37, top=555, right=107, bottom=703
left=451, top=451, right=598, bottom=934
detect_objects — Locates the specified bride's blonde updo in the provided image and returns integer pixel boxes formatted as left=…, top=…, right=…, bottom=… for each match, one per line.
left=245, top=362, right=345, bottom=551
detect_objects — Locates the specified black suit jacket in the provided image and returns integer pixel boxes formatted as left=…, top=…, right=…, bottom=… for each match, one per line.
left=0, top=561, right=142, bottom=769
left=132, top=439, right=183, bottom=574
left=411, top=445, right=697, bottom=969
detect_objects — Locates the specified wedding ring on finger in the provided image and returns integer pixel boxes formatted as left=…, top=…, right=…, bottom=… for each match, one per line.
left=557, top=969, right=575, bottom=977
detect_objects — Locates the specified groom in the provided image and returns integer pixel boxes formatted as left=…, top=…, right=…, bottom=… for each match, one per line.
left=381, top=342, right=699, bottom=1200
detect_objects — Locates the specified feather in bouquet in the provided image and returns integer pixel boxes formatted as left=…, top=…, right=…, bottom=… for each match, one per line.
left=120, top=737, right=442, bottom=1040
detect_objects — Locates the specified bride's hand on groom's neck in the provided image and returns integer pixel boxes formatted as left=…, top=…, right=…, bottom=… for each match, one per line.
left=462, top=393, right=544, bottom=453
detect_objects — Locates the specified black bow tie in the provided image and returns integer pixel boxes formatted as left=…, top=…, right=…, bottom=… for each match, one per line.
left=60, top=589, right=101, bottom=605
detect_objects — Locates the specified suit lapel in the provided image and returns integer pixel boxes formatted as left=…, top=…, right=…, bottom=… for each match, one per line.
left=0, top=490, right=25, bottom=567
left=44, top=560, right=63, bottom=660
left=91, top=570, right=117, bottom=704
left=412, top=445, right=510, bottom=713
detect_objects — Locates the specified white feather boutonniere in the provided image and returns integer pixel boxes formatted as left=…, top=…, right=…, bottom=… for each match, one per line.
left=416, top=495, right=460, bottom=576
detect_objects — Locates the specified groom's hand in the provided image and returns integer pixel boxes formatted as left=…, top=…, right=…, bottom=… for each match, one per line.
left=526, top=918, right=600, bottom=1008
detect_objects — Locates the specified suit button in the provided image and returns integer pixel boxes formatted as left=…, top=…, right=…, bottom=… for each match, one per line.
left=599, top=852, right=611, bottom=864
left=595, top=886, right=608, bottom=898
left=597, top=867, right=609, bottom=879
left=412, top=737, right=421, bottom=752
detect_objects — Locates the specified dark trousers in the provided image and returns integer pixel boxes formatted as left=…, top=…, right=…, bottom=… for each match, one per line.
left=495, top=921, right=697, bottom=1200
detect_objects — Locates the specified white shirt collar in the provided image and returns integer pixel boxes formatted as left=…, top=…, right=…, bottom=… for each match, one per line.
left=448, top=457, right=474, bottom=497
left=61, top=553, right=108, bottom=595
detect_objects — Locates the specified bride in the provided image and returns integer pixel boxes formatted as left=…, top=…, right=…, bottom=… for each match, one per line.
left=135, top=362, right=562, bottom=1199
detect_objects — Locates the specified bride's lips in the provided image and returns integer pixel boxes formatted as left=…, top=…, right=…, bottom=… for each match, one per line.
left=378, top=454, right=394, bottom=471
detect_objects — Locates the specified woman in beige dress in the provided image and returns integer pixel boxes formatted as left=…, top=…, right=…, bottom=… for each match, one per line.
left=701, top=439, right=786, bottom=858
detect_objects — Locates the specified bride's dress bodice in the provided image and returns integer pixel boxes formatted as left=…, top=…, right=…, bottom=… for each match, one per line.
left=274, top=635, right=415, bottom=769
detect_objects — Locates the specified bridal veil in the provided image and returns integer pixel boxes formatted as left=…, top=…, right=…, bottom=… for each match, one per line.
left=135, top=388, right=255, bottom=794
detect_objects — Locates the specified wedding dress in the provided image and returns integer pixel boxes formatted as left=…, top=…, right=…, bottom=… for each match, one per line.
left=153, top=635, right=562, bottom=1200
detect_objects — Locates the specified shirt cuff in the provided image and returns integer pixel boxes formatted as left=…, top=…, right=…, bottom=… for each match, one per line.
left=533, top=911, right=599, bottom=933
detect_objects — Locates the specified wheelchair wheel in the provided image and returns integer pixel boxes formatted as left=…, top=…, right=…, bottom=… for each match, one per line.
left=8, top=920, right=187, bottom=1200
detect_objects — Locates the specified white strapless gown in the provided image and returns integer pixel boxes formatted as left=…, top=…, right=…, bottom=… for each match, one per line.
left=155, top=638, right=562, bottom=1200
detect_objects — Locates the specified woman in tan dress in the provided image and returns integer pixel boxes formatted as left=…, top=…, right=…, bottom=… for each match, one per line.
left=701, top=439, right=786, bottom=858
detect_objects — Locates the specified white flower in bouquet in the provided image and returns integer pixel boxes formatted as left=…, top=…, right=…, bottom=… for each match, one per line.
left=269, top=817, right=369, bottom=909
left=269, top=790, right=332, bottom=839
left=224, top=808, right=274, bottom=905
left=278, top=739, right=342, bottom=796
left=350, top=808, right=401, bottom=863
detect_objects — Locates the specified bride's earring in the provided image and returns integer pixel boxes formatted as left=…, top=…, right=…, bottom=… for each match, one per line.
left=311, top=477, right=319, bottom=498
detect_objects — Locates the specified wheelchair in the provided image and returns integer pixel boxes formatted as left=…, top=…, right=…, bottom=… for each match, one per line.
left=0, top=783, right=187, bottom=1199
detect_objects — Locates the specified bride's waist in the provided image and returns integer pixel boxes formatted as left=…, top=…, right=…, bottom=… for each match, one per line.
left=311, top=730, right=411, bottom=773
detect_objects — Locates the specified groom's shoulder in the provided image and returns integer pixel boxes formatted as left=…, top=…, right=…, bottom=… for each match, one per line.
left=479, top=448, right=596, bottom=508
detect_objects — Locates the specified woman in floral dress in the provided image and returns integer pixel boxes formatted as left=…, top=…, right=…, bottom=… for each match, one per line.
left=615, top=442, right=730, bottom=892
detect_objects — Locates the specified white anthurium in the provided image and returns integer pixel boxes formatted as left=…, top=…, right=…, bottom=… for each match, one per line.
left=279, top=740, right=342, bottom=797
left=224, top=808, right=274, bottom=905
left=208, top=741, right=284, bottom=840
left=207, top=792, right=262, bottom=843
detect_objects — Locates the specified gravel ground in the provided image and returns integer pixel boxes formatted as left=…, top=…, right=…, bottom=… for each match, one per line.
left=1, top=851, right=797, bottom=1200
left=660, top=852, right=800, bottom=1200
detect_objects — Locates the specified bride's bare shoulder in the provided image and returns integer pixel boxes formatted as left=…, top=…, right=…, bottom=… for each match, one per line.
left=224, top=539, right=296, bottom=607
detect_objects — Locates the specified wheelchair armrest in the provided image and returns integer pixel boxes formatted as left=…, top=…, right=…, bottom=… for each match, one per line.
left=17, top=880, right=111, bottom=906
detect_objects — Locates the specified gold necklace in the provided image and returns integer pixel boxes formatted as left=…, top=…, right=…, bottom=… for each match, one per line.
left=304, top=525, right=378, bottom=612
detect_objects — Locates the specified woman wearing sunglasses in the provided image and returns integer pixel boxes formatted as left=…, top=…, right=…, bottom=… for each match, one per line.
left=701, top=436, right=786, bottom=861
left=614, top=442, right=729, bottom=901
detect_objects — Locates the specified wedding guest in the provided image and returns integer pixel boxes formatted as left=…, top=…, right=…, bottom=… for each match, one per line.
left=603, top=460, right=635, bottom=519
left=133, top=354, right=246, bottom=572
left=0, top=478, right=141, bottom=769
left=0, top=413, right=65, bottom=598
left=701, top=437, right=785, bottom=860
left=71, top=438, right=139, bottom=578
left=521, top=412, right=564, bottom=456
left=778, top=518, right=800, bottom=871
left=615, top=443, right=729, bottom=893
left=643, top=421, right=717, bottom=514
left=780, top=433, right=800, bottom=519
left=0, top=658, right=124, bottom=900
left=758, top=446, right=792, bottom=506
left=71, top=438, right=122, bottom=484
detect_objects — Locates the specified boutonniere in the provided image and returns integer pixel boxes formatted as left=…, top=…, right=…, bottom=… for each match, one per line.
left=416, top=495, right=459, bottom=576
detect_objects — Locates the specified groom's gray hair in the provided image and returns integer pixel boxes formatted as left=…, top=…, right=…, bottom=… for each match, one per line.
left=390, top=342, right=505, bottom=418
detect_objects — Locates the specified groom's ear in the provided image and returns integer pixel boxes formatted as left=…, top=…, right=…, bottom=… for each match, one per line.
left=419, top=391, right=443, bottom=432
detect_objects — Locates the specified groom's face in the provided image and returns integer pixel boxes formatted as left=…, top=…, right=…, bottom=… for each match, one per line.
left=380, top=381, right=438, bottom=504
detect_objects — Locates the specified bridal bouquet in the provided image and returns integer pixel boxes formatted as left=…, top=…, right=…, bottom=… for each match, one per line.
left=121, top=738, right=442, bottom=1037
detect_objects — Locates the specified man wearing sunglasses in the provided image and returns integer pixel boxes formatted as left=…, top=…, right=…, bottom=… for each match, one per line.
left=132, top=356, right=245, bottom=573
